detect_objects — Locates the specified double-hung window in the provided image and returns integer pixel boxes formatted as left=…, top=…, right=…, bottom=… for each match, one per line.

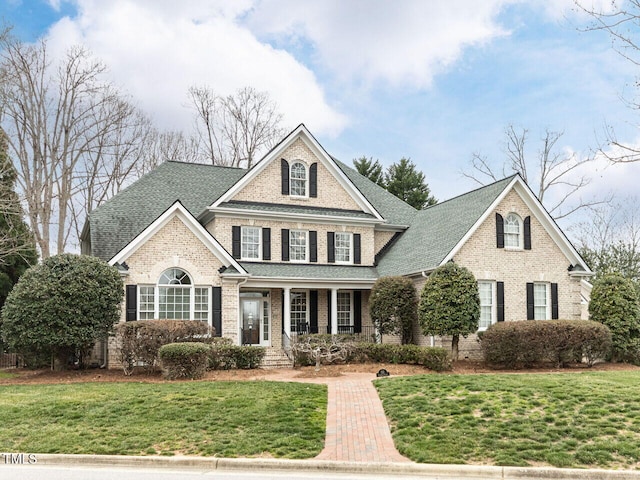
left=478, top=281, right=495, bottom=330
left=504, top=213, right=522, bottom=248
left=534, top=282, right=549, bottom=320
left=337, top=291, right=353, bottom=333
left=241, top=226, right=261, bottom=260
left=290, top=230, right=308, bottom=262
left=290, top=162, right=307, bottom=197
left=334, top=232, right=352, bottom=264
left=139, top=286, right=155, bottom=320
left=290, top=291, right=308, bottom=333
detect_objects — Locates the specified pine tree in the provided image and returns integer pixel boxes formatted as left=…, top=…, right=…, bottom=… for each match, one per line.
left=353, top=156, right=385, bottom=187
left=0, top=129, right=38, bottom=309
left=385, top=157, right=437, bottom=210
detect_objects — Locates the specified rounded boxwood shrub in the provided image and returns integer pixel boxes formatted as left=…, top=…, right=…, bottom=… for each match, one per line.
left=481, top=320, right=612, bottom=368
left=159, top=342, right=209, bottom=380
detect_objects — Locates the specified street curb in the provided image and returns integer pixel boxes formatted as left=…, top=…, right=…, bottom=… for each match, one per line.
left=24, top=454, right=640, bottom=479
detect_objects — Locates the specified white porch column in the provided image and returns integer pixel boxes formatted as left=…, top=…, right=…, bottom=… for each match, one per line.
left=283, top=287, right=291, bottom=337
left=331, top=288, right=338, bottom=335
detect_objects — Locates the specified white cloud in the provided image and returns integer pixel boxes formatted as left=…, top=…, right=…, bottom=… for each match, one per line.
left=43, top=0, right=347, bottom=136
left=246, top=0, right=514, bottom=89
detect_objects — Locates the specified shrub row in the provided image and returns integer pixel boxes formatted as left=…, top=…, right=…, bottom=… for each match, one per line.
left=291, top=335, right=451, bottom=372
left=208, top=344, right=266, bottom=370
left=159, top=342, right=209, bottom=380
left=115, top=320, right=213, bottom=375
left=481, top=320, right=612, bottom=368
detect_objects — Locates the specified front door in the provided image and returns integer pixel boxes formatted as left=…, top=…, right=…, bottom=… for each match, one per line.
left=241, top=298, right=262, bottom=345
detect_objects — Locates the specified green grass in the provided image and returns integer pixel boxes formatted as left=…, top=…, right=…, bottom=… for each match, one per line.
left=0, top=381, right=326, bottom=458
left=0, top=371, right=17, bottom=379
left=376, top=371, right=640, bottom=468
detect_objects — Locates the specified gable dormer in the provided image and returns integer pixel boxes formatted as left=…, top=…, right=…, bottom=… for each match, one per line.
left=211, top=125, right=384, bottom=220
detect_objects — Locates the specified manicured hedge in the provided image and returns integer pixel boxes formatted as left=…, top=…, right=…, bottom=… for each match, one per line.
left=208, top=343, right=265, bottom=370
left=115, top=320, right=213, bottom=375
left=159, top=342, right=209, bottom=380
left=481, top=320, right=612, bottom=368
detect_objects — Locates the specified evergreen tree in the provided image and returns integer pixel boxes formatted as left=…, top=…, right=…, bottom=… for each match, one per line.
left=385, top=158, right=437, bottom=209
left=0, top=129, right=37, bottom=309
left=353, top=156, right=385, bottom=187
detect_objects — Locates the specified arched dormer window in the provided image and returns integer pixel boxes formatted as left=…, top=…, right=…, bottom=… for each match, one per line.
left=290, top=162, right=307, bottom=197
left=504, top=213, right=522, bottom=248
left=158, top=268, right=192, bottom=319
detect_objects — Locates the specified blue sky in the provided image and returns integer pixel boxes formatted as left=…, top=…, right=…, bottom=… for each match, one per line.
left=1, top=0, right=639, bottom=231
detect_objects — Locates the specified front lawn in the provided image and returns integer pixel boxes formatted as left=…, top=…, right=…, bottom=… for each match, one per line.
left=376, top=371, right=640, bottom=468
left=0, top=381, right=326, bottom=458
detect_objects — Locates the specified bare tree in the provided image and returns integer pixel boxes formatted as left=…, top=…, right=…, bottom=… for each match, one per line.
left=0, top=35, right=150, bottom=256
left=463, top=125, right=607, bottom=220
left=575, top=1, right=640, bottom=162
left=188, top=85, right=284, bottom=168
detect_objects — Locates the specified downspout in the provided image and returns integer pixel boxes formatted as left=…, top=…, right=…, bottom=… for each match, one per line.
left=422, top=271, right=435, bottom=348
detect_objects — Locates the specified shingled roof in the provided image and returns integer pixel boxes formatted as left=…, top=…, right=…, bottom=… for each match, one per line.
left=376, top=176, right=516, bottom=276
left=87, top=161, right=246, bottom=261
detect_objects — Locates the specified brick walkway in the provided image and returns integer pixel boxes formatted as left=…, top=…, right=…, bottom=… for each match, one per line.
left=268, top=370, right=410, bottom=463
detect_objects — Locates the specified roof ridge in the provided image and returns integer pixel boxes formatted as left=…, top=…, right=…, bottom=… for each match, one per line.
left=420, top=174, right=517, bottom=212
left=166, top=159, right=247, bottom=171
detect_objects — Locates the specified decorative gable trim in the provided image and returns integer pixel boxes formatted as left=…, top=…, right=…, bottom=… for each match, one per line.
left=108, top=201, right=246, bottom=275
left=441, top=176, right=592, bottom=273
left=209, top=124, right=384, bottom=221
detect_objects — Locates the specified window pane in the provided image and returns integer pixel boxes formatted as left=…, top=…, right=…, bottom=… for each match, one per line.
left=290, top=291, right=307, bottom=332
left=290, top=162, right=306, bottom=196
left=534, top=283, right=547, bottom=320
left=194, top=287, right=209, bottom=321
left=159, top=286, right=190, bottom=320
left=241, top=227, right=260, bottom=259
left=335, top=232, right=351, bottom=263
left=337, top=292, right=352, bottom=327
left=504, top=214, right=520, bottom=248
left=478, top=282, right=493, bottom=329
left=290, top=230, right=307, bottom=261
left=159, top=268, right=191, bottom=285
left=139, top=286, right=155, bottom=320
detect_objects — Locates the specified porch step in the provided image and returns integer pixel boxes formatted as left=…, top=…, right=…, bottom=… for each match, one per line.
left=260, top=348, right=294, bottom=369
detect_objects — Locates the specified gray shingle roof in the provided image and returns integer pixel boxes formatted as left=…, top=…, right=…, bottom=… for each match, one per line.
left=376, top=176, right=515, bottom=276
left=219, top=201, right=377, bottom=220
left=89, top=161, right=246, bottom=261
left=238, top=262, right=379, bottom=280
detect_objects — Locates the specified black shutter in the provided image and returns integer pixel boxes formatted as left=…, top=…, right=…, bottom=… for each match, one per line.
left=232, top=226, right=241, bottom=259
left=551, top=283, right=559, bottom=319
left=281, top=229, right=289, bottom=261
left=327, top=232, right=335, bottom=263
left=524, top=216, right=531, bottom=250
left=354, top=291, right=362, bottom=333
left=310, top=163, right=318, bottom=198
left=496, top=281, right=505, bottom=322
left=526, top=282, right=534, bottom=320
left=310, top=231, right=317, bottom=263
left=354, top=234, right=361, bottom=265
left=281, top=159, right=289, bottom=195
left=125, top=285, right=137, bottom=321
left=262, top=227, right=271, bottom=260
left=496, top=213, right=504, bottom=249
left=212, top=286, right=222, bottom=337
left=327, top=292, right=332, bottom=334
left=310, top=290, right=318, bottom=333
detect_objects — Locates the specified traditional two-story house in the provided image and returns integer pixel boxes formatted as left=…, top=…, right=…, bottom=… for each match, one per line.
left=81, top=124, right=592, bottom=366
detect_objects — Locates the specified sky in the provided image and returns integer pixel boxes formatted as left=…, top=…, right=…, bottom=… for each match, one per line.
left=1, top=0, right=639, bottom=234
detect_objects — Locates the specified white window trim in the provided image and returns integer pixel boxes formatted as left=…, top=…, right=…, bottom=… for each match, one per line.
left=334, top=232, right=353, bottom=265
left=138, top=285, right=155, bottom=320
left=504, top=212, right=523, bottom=250
left=533, top=282, right=551, bottom=320
left=289, top=229, right=309, bottom=263
left=337, top=290, right=354, bottom=327
left=240, top=226, right=262, bottom=261
left=137, top=269, right=212, bottom=323
left=477, top=280, right=496, bottom=332
left=290, top=161, right=308, bottom=198
left=290, top=289, right=309, bottom=333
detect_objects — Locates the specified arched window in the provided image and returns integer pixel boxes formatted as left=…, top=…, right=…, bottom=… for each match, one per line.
left=504, top=213, right=522, bottom=248
left=159, top=268, right=192, bottom=319
left=290, top=162, right=307, bottom=197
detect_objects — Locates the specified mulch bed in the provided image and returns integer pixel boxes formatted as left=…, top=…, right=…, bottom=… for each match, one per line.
left=1, top=360, right=638, bottom=385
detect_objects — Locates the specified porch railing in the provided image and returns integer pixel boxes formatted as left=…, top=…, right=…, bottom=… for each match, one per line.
left=282, top=331, right=292, bottom=360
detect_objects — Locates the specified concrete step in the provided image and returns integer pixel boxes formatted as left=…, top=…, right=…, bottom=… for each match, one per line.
left=261, top=349, right=294, bottom=369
